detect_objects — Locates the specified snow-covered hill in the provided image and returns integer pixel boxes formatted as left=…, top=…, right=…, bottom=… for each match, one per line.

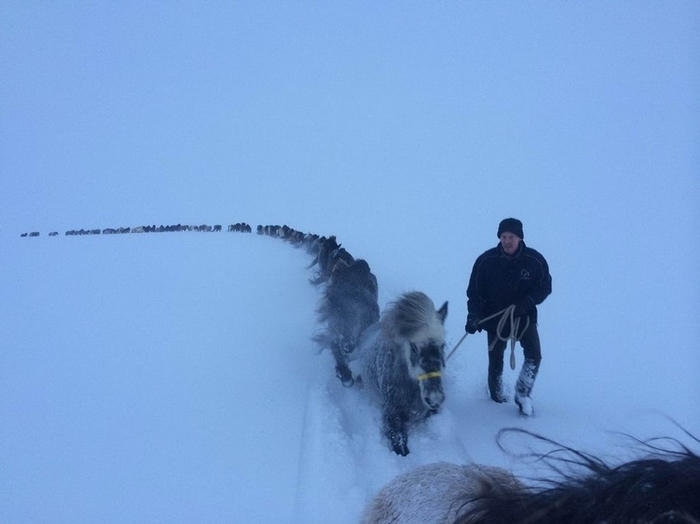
left=2, top=229, right=697, bottom=523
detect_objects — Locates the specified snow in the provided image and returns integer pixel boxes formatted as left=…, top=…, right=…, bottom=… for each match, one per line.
left=1, top=229, right=697, bottom=523
left=1, top=2, right=699, bottom=522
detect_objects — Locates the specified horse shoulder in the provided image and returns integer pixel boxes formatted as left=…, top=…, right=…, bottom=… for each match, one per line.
left=362, top=462, right=518, bottom=524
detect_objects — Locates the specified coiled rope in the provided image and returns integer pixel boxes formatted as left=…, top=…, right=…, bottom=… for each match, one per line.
left=446, top=305, right=529, bottom=369
left=488, top=305, right=530, bottom=370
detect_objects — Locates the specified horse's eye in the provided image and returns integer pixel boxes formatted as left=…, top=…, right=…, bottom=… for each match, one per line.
left=410, top=343, right=419, bottom=355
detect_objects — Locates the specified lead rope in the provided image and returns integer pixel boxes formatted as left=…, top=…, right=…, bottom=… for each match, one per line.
left=445, top=332, right=468, bottom=362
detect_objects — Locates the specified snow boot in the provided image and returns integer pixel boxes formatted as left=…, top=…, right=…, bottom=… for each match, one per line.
left=488, top=372, right=508, bottom=403
left=514, top=359, right=539, bottom=416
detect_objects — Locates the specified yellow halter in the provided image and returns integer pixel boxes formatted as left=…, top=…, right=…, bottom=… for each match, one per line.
left=417, top=371, right=442, bottom=381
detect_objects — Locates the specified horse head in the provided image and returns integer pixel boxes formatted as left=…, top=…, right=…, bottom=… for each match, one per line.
left=405, top=300, right=448, bottom=413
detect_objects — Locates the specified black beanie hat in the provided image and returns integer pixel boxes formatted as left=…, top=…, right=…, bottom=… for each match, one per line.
left=497, top=218, right=524, bottom=239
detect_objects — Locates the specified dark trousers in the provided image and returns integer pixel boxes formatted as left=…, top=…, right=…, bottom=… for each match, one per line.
left=487, top=322, right=542, bottom=378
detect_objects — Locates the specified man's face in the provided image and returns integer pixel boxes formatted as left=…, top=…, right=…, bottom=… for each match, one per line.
left=499, top=232, right=521, bottom=255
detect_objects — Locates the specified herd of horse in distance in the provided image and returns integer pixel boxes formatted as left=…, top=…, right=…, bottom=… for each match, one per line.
left=19, top=222, right=258, bottom=237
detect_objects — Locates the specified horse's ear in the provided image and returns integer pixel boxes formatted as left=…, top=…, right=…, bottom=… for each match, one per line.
left=437, top=301, right=448, bottom=324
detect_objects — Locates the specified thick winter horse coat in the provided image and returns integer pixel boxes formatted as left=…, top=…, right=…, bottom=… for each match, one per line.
left=363, top=429, right=700, bottom=524
left=355, top=291, right=448, bottom=456
left=362, top=462, right=524, bottom=524
left=314, top=258, right=380, bottom=385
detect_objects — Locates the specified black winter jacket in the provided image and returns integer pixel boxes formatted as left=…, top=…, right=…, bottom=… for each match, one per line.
left=467, top=241, right=551, bottom=331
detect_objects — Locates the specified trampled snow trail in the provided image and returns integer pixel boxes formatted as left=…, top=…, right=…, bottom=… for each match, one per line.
left=292, top=316, right=480, bottom=523
left=292, top=355, right=475, bottom=523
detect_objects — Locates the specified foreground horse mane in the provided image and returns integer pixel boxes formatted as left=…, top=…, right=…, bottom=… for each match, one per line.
left=454, top=427, right=700, bottom=524
left=363, top=427, right=700, bottom=524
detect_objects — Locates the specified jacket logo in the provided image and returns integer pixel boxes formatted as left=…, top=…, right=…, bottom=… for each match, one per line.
left=520, top=269, right=531, bottom=281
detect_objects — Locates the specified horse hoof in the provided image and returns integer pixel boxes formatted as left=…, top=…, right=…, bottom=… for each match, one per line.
left=390, top=432, right=409, bottom=456
left=335, top=365, right=353, bottom=386
left=392, top=444, right=409, bottom=456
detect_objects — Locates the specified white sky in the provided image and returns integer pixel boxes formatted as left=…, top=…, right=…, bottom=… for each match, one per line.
left=2, top=2, right=698, bottom=238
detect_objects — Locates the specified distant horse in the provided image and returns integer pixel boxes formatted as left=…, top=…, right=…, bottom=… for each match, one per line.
left=320, top=246, right=355, bottom=282
left=307, top=236, right=347, bottom=284
left=363, top=427, right=700, bottom=524
left=314, top=258, right=380, bottom=386
left=355, top=291, right=448, bottom=456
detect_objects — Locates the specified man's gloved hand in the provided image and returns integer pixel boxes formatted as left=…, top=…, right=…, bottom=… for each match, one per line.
left=465, top=317, right=481, bottom=334
left=514, top=296, right=535, bottom=317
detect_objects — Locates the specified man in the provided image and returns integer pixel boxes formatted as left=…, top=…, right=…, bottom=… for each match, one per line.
left=466, top=218, right=552, bottom=416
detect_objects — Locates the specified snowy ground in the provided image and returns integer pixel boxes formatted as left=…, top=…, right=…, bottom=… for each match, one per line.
left=1, top=229, right=697, bottom=523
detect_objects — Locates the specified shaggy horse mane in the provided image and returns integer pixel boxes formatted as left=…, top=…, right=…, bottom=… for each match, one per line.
left=454, top=427, right=700, bottom=524
left=380, top=291, right=442, bottom=342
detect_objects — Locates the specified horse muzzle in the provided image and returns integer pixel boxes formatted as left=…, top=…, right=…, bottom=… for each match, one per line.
left=418, top=374, right=445, bottom=411
left=423, top=390, right=445, bottom=412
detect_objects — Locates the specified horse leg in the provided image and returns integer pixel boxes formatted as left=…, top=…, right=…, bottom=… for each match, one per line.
left=330, top=341, right=354, bottom=387
left=384, top=412, right=409, bottom=456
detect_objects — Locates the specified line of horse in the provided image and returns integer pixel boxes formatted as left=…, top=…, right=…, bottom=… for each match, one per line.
left=256, top=223, right=449, bottom=457
left=20, top=222, right=254, bottom=237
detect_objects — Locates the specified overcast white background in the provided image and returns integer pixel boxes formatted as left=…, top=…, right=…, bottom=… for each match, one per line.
left=1, top=2, right=699, bottom=523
